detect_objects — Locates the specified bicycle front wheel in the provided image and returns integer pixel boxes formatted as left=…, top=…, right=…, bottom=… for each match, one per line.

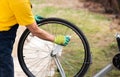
left=18, top=18, right=91, bottom=77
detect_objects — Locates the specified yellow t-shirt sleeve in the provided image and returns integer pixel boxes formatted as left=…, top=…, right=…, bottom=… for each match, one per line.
left=9, top=0, right=35, bottom=26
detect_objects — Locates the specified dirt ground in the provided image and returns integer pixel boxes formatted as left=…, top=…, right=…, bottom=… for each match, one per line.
left=12, top=26, right=26, bottom=57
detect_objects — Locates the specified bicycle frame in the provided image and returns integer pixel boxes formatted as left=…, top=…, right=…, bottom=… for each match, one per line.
left=93, top=33, right=120, bottom=77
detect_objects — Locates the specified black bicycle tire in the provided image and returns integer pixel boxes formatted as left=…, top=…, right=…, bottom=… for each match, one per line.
left=17, top=18, right=91, bottom=77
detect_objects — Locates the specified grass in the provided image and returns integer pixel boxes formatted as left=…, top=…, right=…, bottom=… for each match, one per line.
left=39, top=22, right=85, bottom=77
left=31, top=0, right=120, bottom=77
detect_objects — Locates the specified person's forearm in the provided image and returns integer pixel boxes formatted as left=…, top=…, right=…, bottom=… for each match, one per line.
left=26, top=22, right=55, bottom=42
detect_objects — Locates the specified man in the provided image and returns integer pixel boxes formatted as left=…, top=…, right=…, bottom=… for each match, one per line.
left=0, top=0, right=70, bottom=77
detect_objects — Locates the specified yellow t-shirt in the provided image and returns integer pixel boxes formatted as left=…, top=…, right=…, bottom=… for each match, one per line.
left=0, top=0, right=35, bottom=31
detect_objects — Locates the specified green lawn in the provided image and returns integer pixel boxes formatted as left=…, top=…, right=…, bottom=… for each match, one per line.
left=31, top=0, right=120, bottom=77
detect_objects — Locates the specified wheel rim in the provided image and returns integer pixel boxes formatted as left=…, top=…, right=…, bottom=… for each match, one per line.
left=18, top=19, right=91, bottom=77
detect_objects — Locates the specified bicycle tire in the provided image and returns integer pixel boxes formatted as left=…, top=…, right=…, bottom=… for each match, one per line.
left=17, top=18, right=91, bottom=77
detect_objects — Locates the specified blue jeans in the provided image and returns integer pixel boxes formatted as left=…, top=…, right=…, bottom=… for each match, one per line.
left=0, top=24, right=18, bottom=77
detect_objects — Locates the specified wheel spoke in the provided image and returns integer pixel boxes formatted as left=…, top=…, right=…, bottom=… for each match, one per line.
left=18, top=18, right=91, bottom=77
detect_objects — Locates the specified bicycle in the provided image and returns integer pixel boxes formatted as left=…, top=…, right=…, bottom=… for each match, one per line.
left=17, top=17, right=92, bottom=77
left=93, top=33, right=120, bottom=77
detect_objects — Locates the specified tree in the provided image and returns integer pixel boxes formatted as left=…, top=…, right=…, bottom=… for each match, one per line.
left=84, top=0, right=120, bottom=14
left=103, top=0, right=120, bottom=14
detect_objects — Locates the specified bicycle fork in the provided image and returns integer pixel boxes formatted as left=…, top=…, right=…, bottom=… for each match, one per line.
left=51, top=45, right=66, bottom=77
left=53, top=56, right=66, bottom=77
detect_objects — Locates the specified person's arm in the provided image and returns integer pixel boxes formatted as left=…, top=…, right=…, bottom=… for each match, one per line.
left=26, top=21, right=70, bottom=46
left=9, top=0, right=70, bottom=46
left=26, top=22, right=55, bottom=42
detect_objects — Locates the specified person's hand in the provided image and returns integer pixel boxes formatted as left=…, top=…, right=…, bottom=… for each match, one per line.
left=34, top=15, right=43, bottom=24
left=54, top=35, right=71, bottom=46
